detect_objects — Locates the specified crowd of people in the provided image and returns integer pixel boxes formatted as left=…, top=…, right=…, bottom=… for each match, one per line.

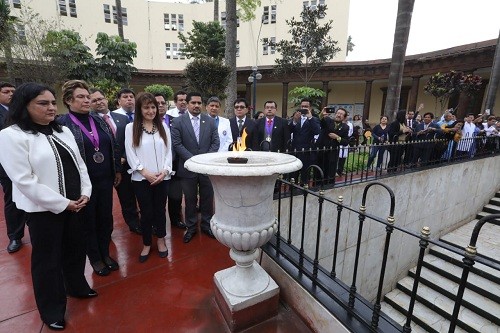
left=0, top=79, right=499, bottom=330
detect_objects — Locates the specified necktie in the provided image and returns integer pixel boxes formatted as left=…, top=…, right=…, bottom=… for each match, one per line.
left=301, top=117, right=306, bottom=127
left=192, top=116, right=200, bottom=143
left=126, top=112, right=134, bottom=122
left=179, top=110, right=185, bottom=115
left=102, top=114, right=116, bottom=137
left=238, top=119, right=243, bottom=133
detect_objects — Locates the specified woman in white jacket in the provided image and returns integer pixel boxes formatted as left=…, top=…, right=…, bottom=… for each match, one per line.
left=0, top=83, right=94, bottom=331
left=125, top=92, right=173, bottom=262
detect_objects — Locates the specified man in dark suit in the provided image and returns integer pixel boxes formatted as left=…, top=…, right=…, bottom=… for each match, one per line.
left=0, top=82, right=26, bottom=253
left=403, top=110, right=418, bottom=166
left=317, top=107, right=350, bottom=182
left=171, top=92, right=220, bottom=243
left=252, top=100, right=290, bottom=152
left=289, top=98, right=321, bottom=184
left=89, top=88, right=142, bottom=235
left=412, top=112, right=441, bottom=166
left=229, top=98, right=255, bottom=149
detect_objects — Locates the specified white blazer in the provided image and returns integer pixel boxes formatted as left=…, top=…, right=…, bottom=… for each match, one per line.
left=217, top=116, right=232, bottom=152
left=0, top=125, right=92, bottom=214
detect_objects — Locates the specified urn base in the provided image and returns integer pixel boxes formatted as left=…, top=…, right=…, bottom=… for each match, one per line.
left=214, top=263, right=279, bottom=332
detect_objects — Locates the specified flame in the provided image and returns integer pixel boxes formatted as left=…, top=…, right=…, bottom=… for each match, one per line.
left=233, top=128, right=247, bottom=151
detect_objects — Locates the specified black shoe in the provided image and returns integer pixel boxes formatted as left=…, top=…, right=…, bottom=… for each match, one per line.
left=183, top=231, right=196, bottom=243
left=91, top=261, right=111, bottom=276
left=158, top=249, right=168, bottom=258
left=7, top=239, right=22, bottom=253
left=103, top=256, right=119, bottom=271
left=129, top=226, right=142, bottom=235
left=68, top=289, right=98, bottom=299
left=47, top=320, right=65, bottom=330
left=202, top=229, right=216, bottom=239
left=171, top=221, right=187, bottom=229
left=139, top=253, right=150, bottom=263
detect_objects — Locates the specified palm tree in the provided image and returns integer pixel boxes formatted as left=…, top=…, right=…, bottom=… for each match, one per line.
left=0, top=1, right=17, bottom=82
left=484, top=30, right=500, bottom=113
left=223, top=0, right=237, bottom=116
left=214, top=0, right=219, bottom=21
left=383, top=0, right=415, bottom=120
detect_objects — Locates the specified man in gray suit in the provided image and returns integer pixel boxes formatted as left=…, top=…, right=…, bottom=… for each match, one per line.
left=90, top=88, right=142, bottom=237
left=171, top=92, right=220, bottom=243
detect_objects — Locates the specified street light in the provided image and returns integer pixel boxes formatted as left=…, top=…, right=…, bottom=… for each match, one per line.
left=248, top=66, right=262, bottom=118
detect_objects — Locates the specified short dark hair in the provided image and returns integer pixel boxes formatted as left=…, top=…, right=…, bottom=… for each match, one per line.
left=153, top=92, right=166, bottom=99
left=337, top=108, right=348, bottom=118
left=0, top=82, right=15, bottom=90
left=116, top=88, right=135, bottom=100
left=89, top=87, right=105, bottom=97
left=233, top=98, right=248, bottom=108
left=300, top=98, right=312, bottom=106
left=263, top=100, right=277, bottom=108
left=186, top=92, right=202, bottom=103
left=423, top=112, right=434, bottom=119
left=7, top=82, right=62, bottom=134
left=174, top=90, right=188, bottom=102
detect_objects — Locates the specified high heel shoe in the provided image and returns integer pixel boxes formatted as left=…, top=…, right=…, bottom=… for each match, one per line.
left=157, top=239, right=168, bottom=258
left=158, top=249, right=168, bottom=258
left=139, top=252, right=150, bottom=263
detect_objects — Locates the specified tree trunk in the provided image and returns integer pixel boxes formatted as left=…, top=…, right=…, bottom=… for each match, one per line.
left=214, top=0, right=219, bottom=21
left=484, top=30, right=500, bottom=113
left=383, top=0, right=415, bottom=121
left=224, top=0, right=237, bottom=117
left=116, top=0, right=124, bottom=40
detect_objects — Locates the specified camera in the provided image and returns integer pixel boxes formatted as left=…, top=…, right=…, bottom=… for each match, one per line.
left=325, top=105, right=336, bottom=113
left=299, top=108, right=309, bottom=115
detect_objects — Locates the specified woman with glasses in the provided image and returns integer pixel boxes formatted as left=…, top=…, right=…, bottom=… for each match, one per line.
left=57, top=80, right=121, bottom=277
left=0, top=83, right=94, bottom=330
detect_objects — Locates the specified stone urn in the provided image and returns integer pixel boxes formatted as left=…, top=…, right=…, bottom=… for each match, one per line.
left=185, top=151, right=302, bottom=331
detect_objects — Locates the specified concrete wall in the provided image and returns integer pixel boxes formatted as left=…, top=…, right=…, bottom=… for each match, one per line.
left=273, top=156, right=500, bottom=301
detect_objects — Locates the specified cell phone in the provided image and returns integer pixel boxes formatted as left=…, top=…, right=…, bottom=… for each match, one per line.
left=299, top=108, right=309, bottom=115
left=325, top=105, right=336, bottom=113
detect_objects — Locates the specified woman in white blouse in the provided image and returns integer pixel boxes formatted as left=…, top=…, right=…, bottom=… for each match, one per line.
left=125, top=92, right=173, bottom=262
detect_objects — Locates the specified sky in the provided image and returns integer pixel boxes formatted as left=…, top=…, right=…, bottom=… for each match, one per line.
left=347, top=0, right=500, bottom=61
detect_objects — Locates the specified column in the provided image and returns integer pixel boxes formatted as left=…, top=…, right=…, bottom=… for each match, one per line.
left=408, top=76, right=421, bottom=112
left=281, top=82, right=289, bottom=118
left=322, top=81, right=330, bottom=107
left=363, top=80, right=373, bottom=122
left=245, top=83, right=252, bottom=106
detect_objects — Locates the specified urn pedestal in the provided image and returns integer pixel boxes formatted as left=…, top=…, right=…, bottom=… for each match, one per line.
left=185, top=151, right=302, bottom=331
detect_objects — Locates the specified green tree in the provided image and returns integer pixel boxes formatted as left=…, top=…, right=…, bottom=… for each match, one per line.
left=0, top=1, right=17, bottom=82
left=383, top=0, right=415, bottom=120
left=288, top=86, right=325, bottom=112
left=178, top=21, right=225, bottom=60
left=184, top=58, right=231, bottom=102
left=144, top=84, right=174, bottom=101
left=42, top=29, right=95, bottom=81
left=346, top=35, right=355, bottom=56
left=272, top=4, right=340, bottom=85
left=94, top=32, right=137, bottom=86
left=91, top=78, right=122, bottom=107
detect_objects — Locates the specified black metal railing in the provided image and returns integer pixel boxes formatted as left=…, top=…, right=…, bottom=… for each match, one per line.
left=263, top=179, right=500, bottom=333
left=278, top=136, right=499, bottom=190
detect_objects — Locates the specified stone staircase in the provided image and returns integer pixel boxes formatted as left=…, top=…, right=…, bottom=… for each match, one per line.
left=381, top=191, right=500, bottom=333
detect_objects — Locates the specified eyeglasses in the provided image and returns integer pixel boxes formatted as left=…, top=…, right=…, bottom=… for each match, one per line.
left=91, top=97, right=106, bottom=103
left=234, top=105, right=246, bottom=109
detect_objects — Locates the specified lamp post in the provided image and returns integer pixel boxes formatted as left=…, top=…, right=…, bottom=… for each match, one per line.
left=248, top=66, right=262, bottom=118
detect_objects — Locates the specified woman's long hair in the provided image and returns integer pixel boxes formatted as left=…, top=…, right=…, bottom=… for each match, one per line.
left=6, top=82, right=62, bottom=134
left=132, top=92, right=167, bottom=147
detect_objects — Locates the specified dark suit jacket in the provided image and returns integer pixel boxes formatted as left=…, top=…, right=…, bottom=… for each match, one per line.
left=251, top=116, right=290, bottom=152
left=317, top=117, right=350, bottom=148
left=414, top=121, right=441, bottom=148
left=92, top=111, right=130, bottom=159
left=171, top=113, right=220, bottom=178
left=0, top=104, right=8, bottom=129
left=289, top=116, right=321, bottom=150
left=230, top=116, right=255, bottom=148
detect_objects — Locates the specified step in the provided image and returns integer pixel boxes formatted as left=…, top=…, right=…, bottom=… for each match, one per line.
left=383, top=288, right=467, bottom=333
left=490, top=197, right=500, bottom=206
left=425, top=250, right=500, bottom=297
left=397, top=276, right=496, bottom=333
left=430, top=243, right=500, bottom=283
left=408, top=266, right=500, bottom=324
left=476, top=211, right=500, bottom=225
left=483, top=204, right=500, bottom=214
left=380, top=302, right=428, bottom=333
left=496, top=191, right=500, bottom=199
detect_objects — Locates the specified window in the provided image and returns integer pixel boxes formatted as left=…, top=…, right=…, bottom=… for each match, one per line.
left=171, top=14, right=177, bottom=30
left=104, top=4, right=111, bottom=23
left=178, top=14, right=184, bottom=31
left=16, top=24, right=26, bottom=44
left=271, top=5, right=276, bottom=23
left=165, top=43, right=171, bottom=59
left=59, top=0, right=67, bottom=16
left=12, top=0, right=21, bottom=8
left=270, top=37, right=276, bottom=54
left=179, top=43, right=185, bottom=59
left=69, top=0, right=77, bottom=18
left=164, top=14, right=170, bottom=30
left=236, top=40, right=240, bottom=57
left=112, top=6, right=128, bottom=25
left=221, top=11, right=226, bottom=29
left=262, top=38, right=268, bottom=55
left=262, top=6, right=269, bottom=24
